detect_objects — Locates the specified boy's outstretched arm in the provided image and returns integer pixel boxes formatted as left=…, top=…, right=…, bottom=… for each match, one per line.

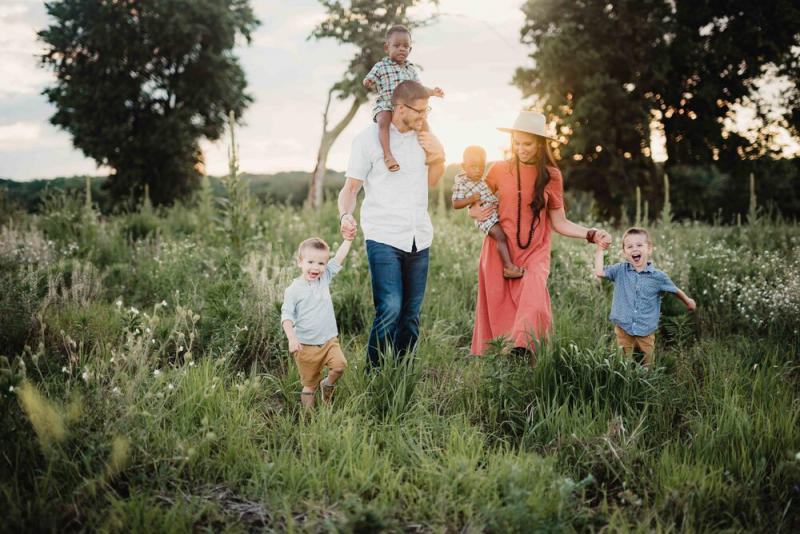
left=594, top=244, right=606, bottom=278
left=333, top=238, right=353, bottom=266
left=452, top=192, right=481, bottom=210
left=675, top=289, right=697, bottom=312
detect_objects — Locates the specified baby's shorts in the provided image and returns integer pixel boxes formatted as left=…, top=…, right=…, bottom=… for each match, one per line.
left=372, top=100, right=394, bottom=121
left=293, top=337, right=347, bottom=388
left=475, top=210, right=501, bottom=235
left=614, top=325, right=655, bottom=358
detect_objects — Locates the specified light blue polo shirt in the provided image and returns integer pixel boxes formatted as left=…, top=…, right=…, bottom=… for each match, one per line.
left=280, top=260, right=342, bottom=345
left=603, top=261, right=678, bottom=336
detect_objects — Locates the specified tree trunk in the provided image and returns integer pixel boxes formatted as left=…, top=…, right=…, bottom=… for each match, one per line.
left=309, top=88, right=363, bottom=209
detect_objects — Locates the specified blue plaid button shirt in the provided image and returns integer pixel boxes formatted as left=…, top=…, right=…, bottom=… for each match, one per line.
left=365, top=56, right=420, bottom=117
left=603, top=262, right=678, bottom=336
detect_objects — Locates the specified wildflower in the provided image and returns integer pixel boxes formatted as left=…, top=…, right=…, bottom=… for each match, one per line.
left=110, top=357, right=115, bottom=363
left=153, top=369, right=161, bottom=376
left=168, top=383, right=174, bottom=390
left=112, top=386, right=121, bottom=395
left=82, top=371, right=89, bottom=382
left=146, top=328, right=151, bottom=334
left=9, top=386, right=14, bottom=392
left=179, top=345, right=184, bottom=352
left=152, top=339, right=156, bottom=344
left=61, top=366, right=67, bottom=373
left=795, top=452, right=800, bottom=461
left=130, top=307, right=140, bottom=315
left=189, top=361, right=195, bottom=367
left=115, top=300, right=122, bottom=307
left=161, top=300, right=168, bottom=307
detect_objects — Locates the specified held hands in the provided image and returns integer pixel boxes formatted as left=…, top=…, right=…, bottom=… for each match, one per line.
left=340, top=213, right=358, bottom=241
left=593, top=229, right=612, bottom=249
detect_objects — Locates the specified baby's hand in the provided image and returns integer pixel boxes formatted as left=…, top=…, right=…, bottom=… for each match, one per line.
left=685, top=298, right=697, bottom=313
left=363, top=78, right=375, bottom=89
left=432, top=87, right=444, bottom=98
left=471, top=192, right=482, bottom=202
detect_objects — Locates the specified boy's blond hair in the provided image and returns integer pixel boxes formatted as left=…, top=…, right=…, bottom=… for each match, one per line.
left=297, top=237, right=329, bottom=258
left=622, top=227, right=651, bottom=246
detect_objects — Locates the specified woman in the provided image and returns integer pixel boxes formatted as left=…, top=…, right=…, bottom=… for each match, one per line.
left=469, top=111, right=611, bottom=355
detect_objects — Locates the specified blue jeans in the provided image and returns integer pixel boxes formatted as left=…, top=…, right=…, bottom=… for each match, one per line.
left=366, top=239, right=430, bottom=369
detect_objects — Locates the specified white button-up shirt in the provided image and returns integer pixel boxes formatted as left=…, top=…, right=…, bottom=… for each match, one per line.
left=346, top=123, right=433, bottom=252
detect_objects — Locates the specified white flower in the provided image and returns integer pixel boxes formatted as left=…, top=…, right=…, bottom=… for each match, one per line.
left=795, top=451, right=800, bottom=461
left=146, top=328, right=151, bottom=334
left=161, top=300, right=168, bottom=307
left=168, top=383, right=174, bottom=390
left=82, top=371, right=89, bottom=381
left=189, top=361, right=195, bottom=367
left=153, top=369, right=161, bottom=376
left=179, top=345, right=184, bottom=352
left=112, top=386, right=121, bottom=395
left=9, top=386, right=14, bottom=392
left=110, top=357, right=115, bottom=363
left=152, top=339, right=156, bottom=344
left=130, top=307, right=140, bottom=315
left=115, top=300, right=122, bottom=307
left=62, top=366, right=68, bottom=373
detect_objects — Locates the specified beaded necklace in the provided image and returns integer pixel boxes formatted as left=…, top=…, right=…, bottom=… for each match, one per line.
left=515, top=157, right=537, bottom=249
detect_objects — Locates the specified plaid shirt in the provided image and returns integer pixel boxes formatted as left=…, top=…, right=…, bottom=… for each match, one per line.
left=365, top=56, right=420, bottom=110
left=452, top=174, right=497, bottom=207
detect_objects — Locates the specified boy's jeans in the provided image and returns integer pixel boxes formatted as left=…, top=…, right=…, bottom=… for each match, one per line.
left=365, top=239, right=429, bottom=369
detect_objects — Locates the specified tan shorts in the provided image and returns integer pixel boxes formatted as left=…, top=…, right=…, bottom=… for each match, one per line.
left=614, top=325, right=655, bottom=358
left=293, top=337, right=347, bottom=388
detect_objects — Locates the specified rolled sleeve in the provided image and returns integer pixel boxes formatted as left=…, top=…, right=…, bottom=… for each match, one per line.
left=365, top=63, right=381, bottom=84
left=280, top=288, right=296, bottom=325
left=604, top=263, right=623, bottom=282
left=659, top=272, right=679, bottom=293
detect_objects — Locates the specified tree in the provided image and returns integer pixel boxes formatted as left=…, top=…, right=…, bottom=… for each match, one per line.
left=39, top=0, right=259, bottom=206
left=308, top=0, right=439, bottom=209
left=514, top=0, right=800, bottom=217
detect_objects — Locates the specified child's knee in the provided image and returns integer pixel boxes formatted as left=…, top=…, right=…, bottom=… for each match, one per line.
left=328, top=367, right=345, bottom=379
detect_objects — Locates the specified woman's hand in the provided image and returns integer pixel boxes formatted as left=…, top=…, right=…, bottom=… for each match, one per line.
left=468, top=201, right=494, bottom=223
left=594, top=229, right=612, bottom=248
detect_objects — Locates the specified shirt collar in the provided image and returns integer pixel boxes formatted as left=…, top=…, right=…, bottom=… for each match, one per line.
left=625, top=261, right=655, bottom=273
left=389, top=122, right=415, bottom=137
left=383, top=55, right=411, bottom=67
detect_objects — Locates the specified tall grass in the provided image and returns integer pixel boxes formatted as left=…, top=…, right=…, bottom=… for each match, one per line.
left=0, top=187, right=798, bottom=532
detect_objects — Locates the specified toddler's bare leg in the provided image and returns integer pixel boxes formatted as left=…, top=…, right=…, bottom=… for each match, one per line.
left=488, top=223, right=523, bottom=275
left=321, top=367, right=345, bottom=404
left=377, top=111, right=399, bottom=171
left=300, top=386, right=317, bottom=408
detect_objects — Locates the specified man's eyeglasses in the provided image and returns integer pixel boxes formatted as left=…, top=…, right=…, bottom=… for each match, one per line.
left=401, top=103, right=432, bottom=116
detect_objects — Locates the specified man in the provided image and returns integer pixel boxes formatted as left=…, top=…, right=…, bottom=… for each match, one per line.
left=338, top=80, right=446, bottom=369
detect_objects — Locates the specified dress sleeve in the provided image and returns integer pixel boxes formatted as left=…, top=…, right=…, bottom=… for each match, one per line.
left=484, top=163, right=500, bottom=194
left=546, top=167, right=564, bottom=210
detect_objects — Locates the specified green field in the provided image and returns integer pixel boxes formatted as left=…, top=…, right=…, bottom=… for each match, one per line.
left=1, top=186, right=799, bottom=532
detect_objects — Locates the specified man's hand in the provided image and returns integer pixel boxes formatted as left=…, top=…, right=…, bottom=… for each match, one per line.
left=363, top=78, right=375, bottom=89
left=340, top=213, right=358, bottom=241
left=288, top=336, right=302, bottom=354
left=418, top=131, right=444, bottom=157
left=468, top=201, right=494, bottom=223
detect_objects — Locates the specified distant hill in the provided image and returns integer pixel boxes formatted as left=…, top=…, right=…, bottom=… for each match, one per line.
left=0, top=164, right=465, bottom=214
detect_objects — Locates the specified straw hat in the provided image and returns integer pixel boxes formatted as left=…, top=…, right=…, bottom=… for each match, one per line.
left=497, top=111, right=558, bottom=142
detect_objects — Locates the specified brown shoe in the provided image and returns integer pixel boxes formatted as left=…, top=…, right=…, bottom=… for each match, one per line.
left=321, top=379, right=335, bottom=404
left=384, top=156, right=400, bottom=172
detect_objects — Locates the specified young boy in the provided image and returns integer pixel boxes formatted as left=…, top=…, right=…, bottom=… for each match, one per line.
left=281, top=236, right=353, bottom=407
left=452, top=146, right=525, bottom=278
left=594, top=227, right=696, bottom=369
left=363, top=24, right=444, bottom=172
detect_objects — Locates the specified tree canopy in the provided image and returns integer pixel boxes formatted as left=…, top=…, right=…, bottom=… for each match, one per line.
left=39, top=0, right=259, bottom=206
left=514, top=0, right=800, bottom=218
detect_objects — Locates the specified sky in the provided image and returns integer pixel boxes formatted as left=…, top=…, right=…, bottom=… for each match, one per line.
left=0, top=0, right=795, bottom=181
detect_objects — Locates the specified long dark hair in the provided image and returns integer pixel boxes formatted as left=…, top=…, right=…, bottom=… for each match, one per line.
left=510, top=134, right=559, bottom=231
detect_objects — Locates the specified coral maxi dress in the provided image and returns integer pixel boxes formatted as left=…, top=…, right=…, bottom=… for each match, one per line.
left=470, top=160, right=564, bottom=355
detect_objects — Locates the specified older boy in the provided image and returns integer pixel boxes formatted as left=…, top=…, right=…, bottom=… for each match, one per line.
left=281, top=236, right=353, bottom=407
left=338, top=80, right=446, bottom=370
left=594, top=227, right=696, bottom=368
